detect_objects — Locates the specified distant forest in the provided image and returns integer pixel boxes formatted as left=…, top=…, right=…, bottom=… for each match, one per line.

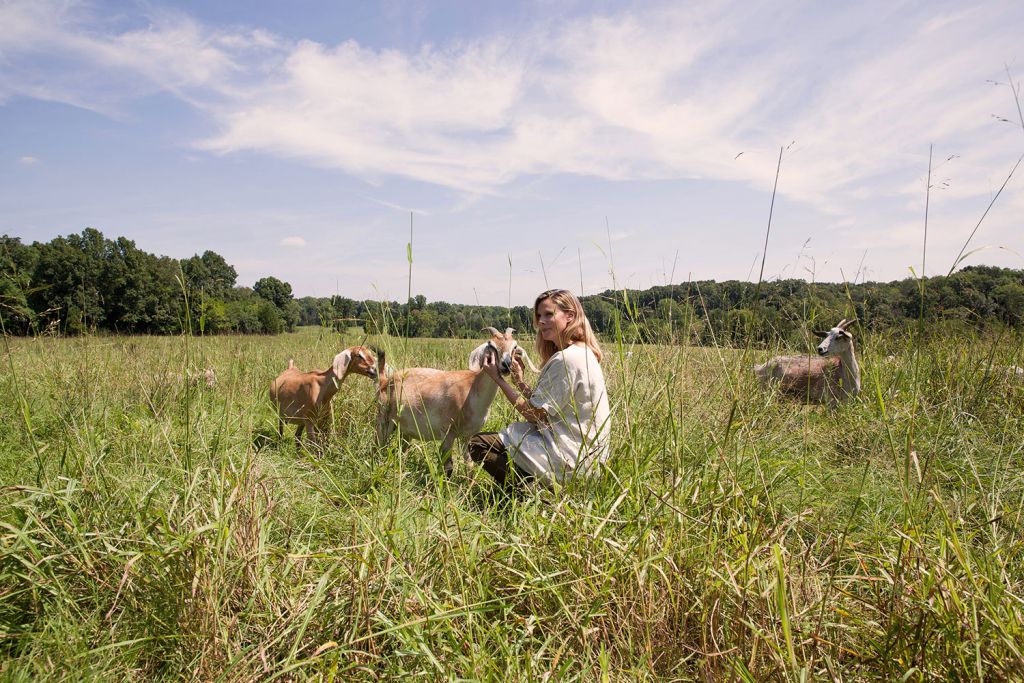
left=2, top=228, right=1023, bottom=345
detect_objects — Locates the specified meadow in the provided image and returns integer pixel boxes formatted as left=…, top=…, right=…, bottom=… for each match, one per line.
left=1, top=324, right=1023, bottom=681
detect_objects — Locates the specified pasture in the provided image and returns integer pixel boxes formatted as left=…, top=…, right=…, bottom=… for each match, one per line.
left=1, top=326, right=1023, bottom=680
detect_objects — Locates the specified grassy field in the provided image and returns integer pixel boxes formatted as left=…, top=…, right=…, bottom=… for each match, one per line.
left=1, top=325, right=1023, bottom=681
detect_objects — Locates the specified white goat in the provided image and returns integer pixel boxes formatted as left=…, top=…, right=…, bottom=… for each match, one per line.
left=375, top=327, right=538, bottom=474
left=270, top=345, right=378, bottom=446
left=754, top=319, right=861, bottom=405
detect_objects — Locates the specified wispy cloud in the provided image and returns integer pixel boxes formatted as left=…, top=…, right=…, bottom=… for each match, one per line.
left=280, top=236, right=306, bottom=247
left=361, top=195, right=432, bottom=215
left=18, top=155, right=40, bottom=164
left=0, top=1, right=272, bottom=113
left=2, top=0, right=1022, bottom=291
left=3, top=1, right=1019, bottom=206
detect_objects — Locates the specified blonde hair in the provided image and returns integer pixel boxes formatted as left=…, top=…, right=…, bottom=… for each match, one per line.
left=534, top=289, right=603, bottom=365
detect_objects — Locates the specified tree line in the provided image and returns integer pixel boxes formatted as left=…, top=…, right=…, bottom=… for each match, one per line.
left=585, top=266, right=1024, bottom=346
left=0, top=229, right=303, bottom=335
left=2, top=228, right=1022, bottom=343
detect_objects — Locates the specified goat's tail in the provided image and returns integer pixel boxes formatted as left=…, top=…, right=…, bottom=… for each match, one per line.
left=287, top=359, right=295, bottom=370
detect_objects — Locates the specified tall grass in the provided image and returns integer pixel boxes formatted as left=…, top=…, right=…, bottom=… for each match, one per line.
left=2, top=67, right=1023, bottom=683
left=1, top=322, right=1022, bottom=680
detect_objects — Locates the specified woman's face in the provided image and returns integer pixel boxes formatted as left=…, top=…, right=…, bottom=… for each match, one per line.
left=536, top=298, right=574, bottom=347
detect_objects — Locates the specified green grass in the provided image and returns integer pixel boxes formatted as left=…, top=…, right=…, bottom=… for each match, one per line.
left=1, top=325, right=1023, bottom=680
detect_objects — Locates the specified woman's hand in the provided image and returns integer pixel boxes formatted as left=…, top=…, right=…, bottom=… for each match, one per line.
left=509, top=356, right=525, bottom=384
left=480, top=352, right=500, bottom=381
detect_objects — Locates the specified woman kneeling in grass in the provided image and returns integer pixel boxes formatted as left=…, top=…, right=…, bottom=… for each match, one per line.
left=470, top=288, right=611, bottom=490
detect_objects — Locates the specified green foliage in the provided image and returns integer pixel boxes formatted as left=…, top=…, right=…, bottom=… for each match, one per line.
left=103, top=238, right=180, bottom=334
left=256, top=299, right=285, bottom=334
left=0, top=236, right=38, bottom=334
left=254, top=276, right=299, bottom=332
left=29, top=228, right=108, bottom=333
left=0, top=230, right=296, bottom=336
left=589, top=266, right=1024, bottom=345
left=180, top=250, right=237, bottom=300
left=4, top=229, right=1022, bottom=341
left=253, top=275, right=292, bottom=308
left=225, top=294, right=263, bottom=333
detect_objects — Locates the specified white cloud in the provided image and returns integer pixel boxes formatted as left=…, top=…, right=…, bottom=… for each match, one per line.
left=280, top=236, right=307, bottom=247
left=18, top=155, right=40, bottom=164
left=3, top=1, right=1021, bottom=206
left=1, top=0, right=1022, bottom=289
left=0, top=0, right=270, bottom=112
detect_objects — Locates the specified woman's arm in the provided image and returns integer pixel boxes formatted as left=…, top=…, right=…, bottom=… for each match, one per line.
left=481, top=355, right=548, bottom=424
left=510, top=357, right=533, bottom=398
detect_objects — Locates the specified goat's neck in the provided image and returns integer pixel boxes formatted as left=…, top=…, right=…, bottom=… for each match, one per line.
left=318, top=369, right=346, bottom=402
left=835, top=344, right=861, bottom=395
left=470, top=370, right=501, bottom=409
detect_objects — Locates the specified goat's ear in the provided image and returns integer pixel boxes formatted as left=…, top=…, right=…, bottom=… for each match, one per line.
left=505, top=327, right=516, bottom=338
left=332, top=350, right=352, bottom=378
left=482, top=326, right=501, bottom=338
left=468, top=342, right=489, bottom=371
left=516, top=347, right=540, bottom=372
left=813, top=329, right=830, bottom=337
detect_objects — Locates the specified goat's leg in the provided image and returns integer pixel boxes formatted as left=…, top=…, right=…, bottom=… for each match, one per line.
left=316, top=417, right=335, bottom=450
left=439, top=430, right=457, bottom=476
left=397, top=433, right=412, bottom=451
left=294, top=422, right=304, bottom=448
left=375, top=411, right=396, bottom=449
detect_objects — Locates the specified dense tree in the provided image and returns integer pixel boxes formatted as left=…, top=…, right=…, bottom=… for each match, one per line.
left=254, top=276, right=300, bottom=331
left=0, top=229, right=293, bottom=335
left=29, top=228, right=108, bottom=334
left=2, top=229, right=1022, bottom=341
left=181, top=251, right=237, bottom=300
left=254, top=276, right=292, bottom=309
left=256, top=299, right=285, bottom=334
left=102, top=237, right=180, bottom=333
left=0, top=236, right=39, bottom=334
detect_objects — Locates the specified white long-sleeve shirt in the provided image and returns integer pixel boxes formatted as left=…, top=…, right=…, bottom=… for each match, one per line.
left=500, top=343, right=611, bottom=486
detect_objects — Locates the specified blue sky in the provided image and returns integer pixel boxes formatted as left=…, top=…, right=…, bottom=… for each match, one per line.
left=1, top=0, right=1022, bottom=305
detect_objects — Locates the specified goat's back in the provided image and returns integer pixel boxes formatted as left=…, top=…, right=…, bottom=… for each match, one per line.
left=269, top=367, right=300, bottom=403
left=757, top=355, right=840, bottom=402
left=378, top=368, right=484, bottom=439
left=271, top=368, right=330, bottom=420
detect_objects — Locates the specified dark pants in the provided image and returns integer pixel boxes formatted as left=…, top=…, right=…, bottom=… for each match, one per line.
left=466, top=433, right=532, bottom=489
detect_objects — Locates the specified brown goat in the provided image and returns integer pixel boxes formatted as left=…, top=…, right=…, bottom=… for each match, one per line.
left=375, top=327, right=537, bottom=475
left=269, top=346, right=378, bottom=446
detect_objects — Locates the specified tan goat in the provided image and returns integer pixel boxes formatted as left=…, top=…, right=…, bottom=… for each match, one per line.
left=375, top=327, right=538, bottom=475
left=754, top=319, right=861, bottom=406
left=270, top=346, right=378, bottom=446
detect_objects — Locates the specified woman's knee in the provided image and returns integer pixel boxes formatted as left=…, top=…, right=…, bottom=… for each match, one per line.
left=467, top=432, right=502, bottom=463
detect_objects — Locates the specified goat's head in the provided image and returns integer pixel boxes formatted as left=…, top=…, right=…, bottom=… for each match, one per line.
left=333, top=345, right=379, bottom=381
left=815, top=319, right=856, bottom=357
left=469, top=327, right=539, bottom=374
